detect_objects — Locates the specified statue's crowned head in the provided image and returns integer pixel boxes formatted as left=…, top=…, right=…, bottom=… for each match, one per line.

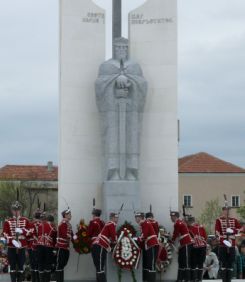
left=113, top=37, right=129, bottom=61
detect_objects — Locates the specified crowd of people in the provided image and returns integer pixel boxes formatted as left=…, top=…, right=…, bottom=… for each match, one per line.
left=1, top=197, right=245, bottom=282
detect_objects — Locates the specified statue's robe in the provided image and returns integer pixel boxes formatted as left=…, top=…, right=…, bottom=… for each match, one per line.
left=95, top=59, right=147, bottom=180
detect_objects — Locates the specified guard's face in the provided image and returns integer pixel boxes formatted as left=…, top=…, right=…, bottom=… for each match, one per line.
left=12, top=209, right=20, bottom=217
left=170, top=216, right=176, bottom=223
left=222, top=209, right=229, bottom=217
left=114, top=45, right=128, bottom=61
left=135, top=216, right=141, bottom=224
left=65, top=212, right=72, bottom=220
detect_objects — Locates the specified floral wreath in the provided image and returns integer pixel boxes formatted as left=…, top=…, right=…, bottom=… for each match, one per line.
left=113, top=221, right=141, bottom=282
left=73, top=219, right=91, bottom=255
left=156, top=227, right=173, bottom=272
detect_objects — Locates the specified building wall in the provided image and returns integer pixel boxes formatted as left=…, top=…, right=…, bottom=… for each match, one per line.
left=179, top=173, right=245, bottom=220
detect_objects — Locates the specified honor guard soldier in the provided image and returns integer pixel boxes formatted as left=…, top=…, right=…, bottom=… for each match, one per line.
left=56, top=208, right=74, bottom=282
left=92, top=212, right=119, bottom=282
left=215, top=204, right=241, bottom=282
left=170, top=211, right=193, bottom=282
left=88, top=208, right=105, bottom=245
left=37, top=212, right=57, bottom=282
left=3, top=201, right=30, bottom=282
left=135, top=212, right=159, bottom=282
left=186, top=216, right=207, bottom=282
left=28, top=208, right=43, bottom=282
left=145, top=212, right=159, bottom=237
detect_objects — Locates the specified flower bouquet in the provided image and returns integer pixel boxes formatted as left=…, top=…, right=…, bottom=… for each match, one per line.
left=72, top=219, right=91, bottom=255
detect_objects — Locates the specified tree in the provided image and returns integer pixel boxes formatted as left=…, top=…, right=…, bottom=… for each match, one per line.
left=0, top=182, right=28, bottom=218
left=237, top=191, right=245, bottom=220
left=198, top=198, right=222, bottom=235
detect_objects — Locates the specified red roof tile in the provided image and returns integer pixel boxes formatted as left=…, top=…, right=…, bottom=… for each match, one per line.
left=179, top=152, right=245, bottom=173
left=0, top=165, right=58, bottom=181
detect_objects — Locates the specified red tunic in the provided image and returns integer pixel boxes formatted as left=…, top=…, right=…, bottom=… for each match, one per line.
left=172, top=219, right=193, bottom=247
left=3, top=216, right=30, bottom=248
left=188, top=223, right=207, bottom=248
left=88, top=217, right=105, bottom=245
left=215, top=216, right=241, bottom=247
left=147, top=219, right=160, bottom=237
left=93, top=221, right=117, bottom=252
left=37, top=220, right=57, bottom=248
left=138, top=220, right=159, bottom=250
left=56, top=219, right=73, bottom=250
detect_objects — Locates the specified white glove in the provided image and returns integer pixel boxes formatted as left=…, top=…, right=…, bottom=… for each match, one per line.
left=12, top=240, right=22, bottom=248
left=223, top=240, right=232, bottom=248
left=226, top=228, right=233, bottom=234
left=73, top=235, right=78, bottom=240
left=15, top=228, right=23, bottom=234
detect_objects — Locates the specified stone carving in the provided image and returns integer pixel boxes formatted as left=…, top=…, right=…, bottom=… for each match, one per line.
left=95, top=37, right=147, bottom=181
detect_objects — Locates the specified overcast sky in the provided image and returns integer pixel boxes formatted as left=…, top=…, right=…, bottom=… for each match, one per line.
left=0, top=0, right=244, bottom=168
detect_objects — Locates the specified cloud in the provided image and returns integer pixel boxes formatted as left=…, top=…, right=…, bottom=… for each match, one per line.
left=178, top=0, right=245, bottom=167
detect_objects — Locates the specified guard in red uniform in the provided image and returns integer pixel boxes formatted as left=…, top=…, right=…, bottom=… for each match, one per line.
left=56, top=208, right=74, bottom=282
left=27, top=208, right=42, bottom=282
left=92, top=212, right=119, bottom=282
left=135, top=212, right=159, bottom=282
left=37, top=213, right=57, bottom=282
left=3, top=201, right=30, bottom=282
left=88, top=208, right=105, bottom=245
left=145, top=212, right=159, bottom=237
left=186, top=216, right=207, bottom=282
left=170, top=211, right=193, bottom=282
left=215, top=205, right=241, bottom=282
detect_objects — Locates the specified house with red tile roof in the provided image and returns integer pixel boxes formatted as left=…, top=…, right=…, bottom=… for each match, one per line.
left=179, top=152, right=245, bottom=221
left=0, top=162, right=58, bottom=221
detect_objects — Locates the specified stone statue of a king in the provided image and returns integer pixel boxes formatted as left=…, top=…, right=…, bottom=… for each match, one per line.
left=95, top=37, right=147, bottom=181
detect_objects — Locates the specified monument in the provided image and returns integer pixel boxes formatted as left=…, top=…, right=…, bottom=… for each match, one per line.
left=59, top=0, right=178, bottom=281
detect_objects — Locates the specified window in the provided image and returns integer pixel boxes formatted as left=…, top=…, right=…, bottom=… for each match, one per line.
left=183, top=195, right=192, bottom=207
left=231, top=195, right=240, bottom=208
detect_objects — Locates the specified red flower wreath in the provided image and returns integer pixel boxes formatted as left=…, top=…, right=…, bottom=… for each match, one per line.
left=73, top=219, right=91, bottom=255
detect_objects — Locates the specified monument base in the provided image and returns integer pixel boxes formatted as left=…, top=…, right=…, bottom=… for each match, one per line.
left=102, top=181, right=142, bottom=282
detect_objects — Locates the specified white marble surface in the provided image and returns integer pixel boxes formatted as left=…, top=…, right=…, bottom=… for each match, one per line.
left=59, top=0, right=105, bottom=280
left=129, top=0, right=178, bottom=280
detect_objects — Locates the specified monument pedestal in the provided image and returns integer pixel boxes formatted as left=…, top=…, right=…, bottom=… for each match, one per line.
left=103, top=181, right=142, bottom=282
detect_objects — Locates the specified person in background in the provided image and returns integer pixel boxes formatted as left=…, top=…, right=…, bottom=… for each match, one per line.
left=233, top=245, right=242, bottom=279
left=239, top=242, right=245, bottom=279
left=203, top=244, right=219, bottom=280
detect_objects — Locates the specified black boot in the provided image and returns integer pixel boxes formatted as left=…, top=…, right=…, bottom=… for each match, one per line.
left=97, top=272, right=106, bottom=282
left=56, top=270, right=63, bottom=282
left=44, top=271, right=51, bottom=282
left=185, top=268, right=191, bottom=282
left=190, top=268, right=196, bottom=281
left=147, top=271, right=156, bottom=282
left=197, top=268, right=203, bottom=281
left=17, top=271, right=24, bottom=282
left=10, top=271, right=17, bottom=282
left=39, top=272, right=45, bottom=282
left=31, top=271, right=37, bottom=282
left=220, top=268, right=227, bottom=282
left=226, top=269, right=233, bottom=282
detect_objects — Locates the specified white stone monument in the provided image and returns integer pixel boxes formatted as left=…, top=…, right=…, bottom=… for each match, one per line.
left=59, top=0, right=178, bottom=281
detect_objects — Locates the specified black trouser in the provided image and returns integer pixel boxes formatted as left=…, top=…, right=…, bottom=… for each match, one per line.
left=28, top=249, right=39, bottom=282
left=143, top=245, right=159, bottom=282
left=218, top=246, right=235, bottom=282
left=56, top=249, right=70, bottom=282
left=28, top=249, right=39, bottom=271
left=7, top=247, right=26, bottom=282
left=190, top=246, right=206, bottom=281
left=91, top=244, right=107, bottom=282
left=37, top=245, right=54, bottom=282
left=178, top=244, right=192, bottom=281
